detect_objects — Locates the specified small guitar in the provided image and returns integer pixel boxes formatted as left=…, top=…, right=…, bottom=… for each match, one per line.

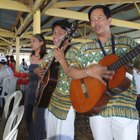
left=35, top=21, right=78, bottom=108
left=70, top=45, right=140, bottom=115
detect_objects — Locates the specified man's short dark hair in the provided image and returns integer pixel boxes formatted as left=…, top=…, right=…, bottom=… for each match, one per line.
left=88, top=5, right=111, bottom=21
left=52, top=19, right=71, bottom=32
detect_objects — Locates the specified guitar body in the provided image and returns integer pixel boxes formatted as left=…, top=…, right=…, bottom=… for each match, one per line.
left=70, top=54, right=132, bottom=115
left=36, top=62, right=59, bottom=108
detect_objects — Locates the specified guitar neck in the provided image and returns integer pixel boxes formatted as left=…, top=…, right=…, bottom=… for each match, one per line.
left=109, top=45, right=140, bottom=71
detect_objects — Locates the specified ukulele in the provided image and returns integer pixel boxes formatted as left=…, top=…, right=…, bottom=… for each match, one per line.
left=35, top=21, right=78, bottom=108
left=70, top=45, right=140, bottom=115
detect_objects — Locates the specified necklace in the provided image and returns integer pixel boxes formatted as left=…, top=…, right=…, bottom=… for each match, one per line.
left=34, top=55, right=40, bottom=60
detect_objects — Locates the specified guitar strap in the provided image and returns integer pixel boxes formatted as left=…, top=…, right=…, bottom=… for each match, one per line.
left=97, top=34, right=116, bottom=96
left=97, top=34, right=115, bottom=55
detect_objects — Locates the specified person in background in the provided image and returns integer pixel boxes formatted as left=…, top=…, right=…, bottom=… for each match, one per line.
left=37, top=19, right=113, bottom=140
left=5, top=55, right=10, bottom=66
left=0, top=55, right=13, bottom=86
left=24, top=33, right=47, bottom=140
left=0, top=56, right=13, bottom=93
left=19, top=58, right=28, bottom=72
left=9, top=55, right=16, bottom=72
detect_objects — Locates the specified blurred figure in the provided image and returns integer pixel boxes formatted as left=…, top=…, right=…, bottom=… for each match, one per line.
left=9, top=55, right=16, bottom=72
left=5, top=55, right=10, bottom=66
left=19, top=58, right=28, bottom=72
left=0, top=56, right=13, bottom=93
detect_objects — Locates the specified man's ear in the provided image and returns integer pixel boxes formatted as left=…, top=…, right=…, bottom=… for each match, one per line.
left=108, top=17, right=112, bottom=26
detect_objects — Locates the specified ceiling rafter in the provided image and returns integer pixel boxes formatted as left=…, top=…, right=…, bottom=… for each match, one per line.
left=134, top=2, right=140, bottom=16
left=0, top=0, right=31, bottom=12
left=42, top=0, right=59, bottom=14
left=45, top=8, right=140, bottom=29
left=11, top=12, right=24, bottom=32
left=52, top=0, right=140, bottom=8
left=0, top=31, right=14, bottom=38
left=15, top=0, right=45, bottom=36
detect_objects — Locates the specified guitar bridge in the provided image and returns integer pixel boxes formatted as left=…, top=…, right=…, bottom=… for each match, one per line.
left=81, top=79, right=89, bottom=98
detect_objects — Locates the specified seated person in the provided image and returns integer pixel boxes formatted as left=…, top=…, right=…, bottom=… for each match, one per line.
left=19, top=58, right=28, bottom=72
left=0, top=56, right=14, bottom=93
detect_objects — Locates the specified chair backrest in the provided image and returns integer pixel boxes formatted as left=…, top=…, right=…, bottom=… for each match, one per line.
left=0, top=76, right=17, bottom=107
left=4, top=129, right=18, bottom=140
left=3, top=105, right=24, bottom=140
left=1, top=76, right=11, bottom=97
left=3, top=90, right=23, bottom=119
left=0, top=91, right=22, bottom=140
left=9, top=77, right=17, bottom=95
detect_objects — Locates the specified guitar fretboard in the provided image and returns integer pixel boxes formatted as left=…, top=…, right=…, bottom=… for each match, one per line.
left=109, top=45, right=140, bottom=71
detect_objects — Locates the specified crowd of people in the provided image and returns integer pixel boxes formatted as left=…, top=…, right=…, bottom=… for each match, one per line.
left=0, top=4, right=140, bottom=140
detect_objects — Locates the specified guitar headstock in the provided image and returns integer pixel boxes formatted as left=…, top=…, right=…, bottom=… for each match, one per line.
left=63, top=21, right=78, bottom=40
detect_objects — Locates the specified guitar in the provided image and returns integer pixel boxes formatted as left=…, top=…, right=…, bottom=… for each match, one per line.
left=35, top=21, right=78, bottom=108
left=70, top=45, right=140, bottom=115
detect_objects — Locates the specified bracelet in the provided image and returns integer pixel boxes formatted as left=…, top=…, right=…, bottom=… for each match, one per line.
left=85, top=68, right=89, bottom=76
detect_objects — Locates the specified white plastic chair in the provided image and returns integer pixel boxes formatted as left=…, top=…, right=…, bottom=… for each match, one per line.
left=0, top=76, right=17, bottom=107
left=0, top=91, right=22, bottom=139
left=9, top=77, right=17, bottom=95
left=3, top=90, right=23, bottom=119
left=3, top=105, right=24, bottom=140
left=4, top=129, right=18, bottom=140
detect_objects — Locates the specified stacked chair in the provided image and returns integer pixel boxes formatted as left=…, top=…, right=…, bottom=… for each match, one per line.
left=0, top=76, right=17, bottom=107
left=0, top=90, right=24, bottom=140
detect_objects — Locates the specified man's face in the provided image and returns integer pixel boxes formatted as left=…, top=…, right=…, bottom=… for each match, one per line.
left=90, top=8, right=112, bottom=36
left=52, top=25, right=66, bottom=47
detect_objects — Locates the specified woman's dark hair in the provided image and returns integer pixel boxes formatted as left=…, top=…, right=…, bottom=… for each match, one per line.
left=31, top=33, right=46, bottom=59
left=88, top=5, right=111, bottom=21
left=52, top=19, right=71, bottom=32
left=10, top=55, right=16, bottom=62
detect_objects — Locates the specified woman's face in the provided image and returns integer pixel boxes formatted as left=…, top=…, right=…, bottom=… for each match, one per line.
left=52, top=25, right=66, bottom=47
left=30, top=36, right=43, bottom=51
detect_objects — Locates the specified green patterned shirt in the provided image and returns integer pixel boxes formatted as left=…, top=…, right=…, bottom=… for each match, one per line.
left=67, top=35, right=139, bottom=120
left=46, top=48, right=78, bottom=120
left=46, top=35, right=139, bottom=120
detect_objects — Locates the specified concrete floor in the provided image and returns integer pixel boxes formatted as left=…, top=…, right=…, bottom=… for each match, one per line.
left=17, top=113, right=93, bottom=140
left=0, top=105, right=140, bottom=140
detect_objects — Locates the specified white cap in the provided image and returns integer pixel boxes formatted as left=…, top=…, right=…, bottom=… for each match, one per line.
left=0, top=56, right=7, bottom=63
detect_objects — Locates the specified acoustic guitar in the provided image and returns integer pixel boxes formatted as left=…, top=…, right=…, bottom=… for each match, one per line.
left=35, top=21, right=78, bottom=108
left=70, top=45, right=140, bottom=115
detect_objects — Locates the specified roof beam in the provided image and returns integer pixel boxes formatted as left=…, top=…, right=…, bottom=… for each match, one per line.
left=0, top=28, right=13, bottom=33
left=52, top=0, right=140, bottom=8
left=44, top=36, right=92, bottom=43
left=16, top=0, right=45, bottom=36
left=0, top=42, right=9, bottom=46
left=0, top=37, right=13, bottom=45
left=0, top=0, right=31, bottom=12
left=42, top=0, right=59, bottom=14
left=24, top=28, right=52, bottom=35
left=45, top=8, right=140, bottom=30
left=0, top=31, right=14, bottom=38
left=22, top=34, right=92, bottom=43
